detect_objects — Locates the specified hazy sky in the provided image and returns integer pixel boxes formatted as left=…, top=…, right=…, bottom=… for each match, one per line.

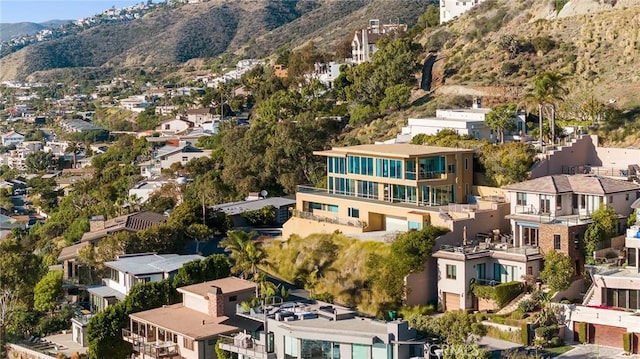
left=1, top=0, right=145, bottom=23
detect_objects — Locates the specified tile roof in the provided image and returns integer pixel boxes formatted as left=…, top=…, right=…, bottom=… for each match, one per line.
left=57, top=241, right=89, bottom=261
left=503, top=174, right=640, bottom=195
left=81, top=211, right=166, bottom=242
left=177, top=277, right=256, bottom=298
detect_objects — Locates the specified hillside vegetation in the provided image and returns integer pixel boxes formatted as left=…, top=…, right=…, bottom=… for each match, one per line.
left=423, top=0, right=640, bottom=109
left=0, top=0, right=430, bottom=81
left=0, top=20, right=71, bottom=42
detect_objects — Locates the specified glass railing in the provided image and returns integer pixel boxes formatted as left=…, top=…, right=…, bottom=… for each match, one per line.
left=218, top=334, right=273, bottom=358
left=292, top=210, right=367, bottom=228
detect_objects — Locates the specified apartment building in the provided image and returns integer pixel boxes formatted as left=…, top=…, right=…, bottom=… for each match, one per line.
left=283, top=143, right=475, bottom=238
left=123, top=277, right=257, bottom=359
left=440, top=0, right=487, bottom=23
left=502, top=174, right=640, bottom=275
left=218, top=299, right=425, bottom=359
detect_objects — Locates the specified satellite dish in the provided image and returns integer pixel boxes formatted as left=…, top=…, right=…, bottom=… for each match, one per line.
left=259, top=189, right=268, bottom=198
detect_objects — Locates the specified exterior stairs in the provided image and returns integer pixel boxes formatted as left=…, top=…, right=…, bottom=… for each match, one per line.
left=582, top=284, right=598, bottom=306
left=496, top=292, right=532, bottom=315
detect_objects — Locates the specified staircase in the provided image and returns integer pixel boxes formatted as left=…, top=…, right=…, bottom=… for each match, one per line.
left=582, top=284, right=598, bottom=306
left=496, top=292, right=532, bottom=315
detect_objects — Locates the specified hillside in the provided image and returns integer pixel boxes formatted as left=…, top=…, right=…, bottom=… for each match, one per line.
left=0, top=20, right=71, bottom=42
left=0, top=0, right=430, bottom=81
left=421, top=0, right=640, bottom=109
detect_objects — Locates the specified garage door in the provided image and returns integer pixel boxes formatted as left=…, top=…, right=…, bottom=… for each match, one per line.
left=444, top=292, right=460, bottom=311
left=384, top=215, right=407, bottom=232
left=592, top=324, right=626, bottom=348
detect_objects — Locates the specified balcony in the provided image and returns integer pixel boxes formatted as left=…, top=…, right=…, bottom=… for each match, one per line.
left=292, top=209, right=367, bottom=228
left=122, top=329, right=180, bottom=359
left=509, top=204, right=592, bottom=226
left=217, top=334, right=276, bottom=359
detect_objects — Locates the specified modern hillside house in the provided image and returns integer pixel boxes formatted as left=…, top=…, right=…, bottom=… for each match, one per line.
left=283, top=144, right=475, bottom=238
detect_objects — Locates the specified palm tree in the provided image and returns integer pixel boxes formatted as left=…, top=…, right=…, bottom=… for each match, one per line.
left=524, top=71, right=567, bottom=151
left=218, top=230, right=264, bottom=279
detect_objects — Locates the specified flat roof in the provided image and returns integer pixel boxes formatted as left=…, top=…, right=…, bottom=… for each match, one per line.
left=314, top=144, right=473, bottom=158
left=211, top=197, right=295, bottom=216
left=87, top=285, right=126, bottom=301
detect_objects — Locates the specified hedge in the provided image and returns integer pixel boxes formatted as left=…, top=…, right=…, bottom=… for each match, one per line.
left=577, top=322, right=587, bottom=343
left=472, top=281, right=523, bottom=308
left=535, top=324, right=559, bottom=340
left=494, top=281, right=524, bottom=307
left=623, top=332, right=632, bottom=353
left=521, top=323, right=530, bottom=346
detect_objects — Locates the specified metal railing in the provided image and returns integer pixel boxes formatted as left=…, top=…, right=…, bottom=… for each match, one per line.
left=292, top=209, right=367, bottom=228
left=217, top=334, right=274, bottom=359
left=122, top=329, right=179, bottom=359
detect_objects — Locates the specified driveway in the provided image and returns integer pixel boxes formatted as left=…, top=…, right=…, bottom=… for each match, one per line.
left=558, top=344, right=640, bottom=358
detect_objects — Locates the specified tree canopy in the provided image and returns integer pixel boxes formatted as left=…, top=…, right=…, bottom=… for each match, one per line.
left=540, top=251, right=574, bottom=293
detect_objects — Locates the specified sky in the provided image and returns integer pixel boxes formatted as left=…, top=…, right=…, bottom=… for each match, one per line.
left=1, top=0, right=145, bottom=24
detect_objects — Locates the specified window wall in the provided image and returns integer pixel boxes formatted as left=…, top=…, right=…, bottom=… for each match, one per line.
left=357, top=181, right=378, bottom=199
left=328, top=177, right=355, bottom=196
left=300, top=340, right=340, bottom=359
left=348, top=156, right=374, bottom=176
left=418, top=156, right=445, bottom=179
left=606, top=288, right=640, bottom=311
left=328, top=157, right=346, bottom=174
left=376, top=158, right=403, bottom=179
left=420, top=185, right=455, bottom=206
left=391, top=184, right=417, bottom=204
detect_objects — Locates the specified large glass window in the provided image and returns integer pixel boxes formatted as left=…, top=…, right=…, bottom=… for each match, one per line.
left=376, top=159, right=402, bottom=179
left=476, top=263, right=486, bottom=280
left=372, top=343, right=390, bottom=359
left=516, top=192, right=527, bottom=206
left=418, top=156, right=445, bottom=179
left=348, top=156, right=373, bottom=176
left=405, top=159, right=416, bottom=180
left=357, top=181, right=378, bottom=199
left=392, top=185, right=417, bottom=204
left=300, top=340, right=340, bottom=359
left=352, top=344, right=368, bottom=359
left=628, top=249, right=637, bottom=267
left=328, top=177, right=355, bottom=196
left=328, top=157, right=346, bottom=174
left=433, top=185, right=455, bottom=205
left=285, top=336, right=298, bottom=359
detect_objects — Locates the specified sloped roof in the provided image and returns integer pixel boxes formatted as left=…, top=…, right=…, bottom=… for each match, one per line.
left=81, top=211, right=166, bottom=242
left=177, top=277, right=256, bottom=298
left=58, top=241, right=89, bottom=261
left=503, top=174, right=640, bottom=195
left=105, top=253, right=204, bottom=276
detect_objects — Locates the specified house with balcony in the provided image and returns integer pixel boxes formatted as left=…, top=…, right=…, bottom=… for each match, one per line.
left=283, top=144, right=475, bottom=238
left=88, top=253, right=204, bottom=312
left=283, top=143, right=513, bottom=305
left=122, top=277, right=258, bottom=359
left=502, top=174, right=640, bottom=276
left=561, top=202, right=640, bottom=351
left=433, top=243, right=542, bottom=311
left=218, top=299, right=425, bottom=359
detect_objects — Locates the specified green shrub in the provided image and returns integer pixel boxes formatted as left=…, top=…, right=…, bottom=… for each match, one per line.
left=550, top=336, right=564, bottom=347
left=623, top=332, right=632, bottom=353
left=535, top=324, right=559, bottom=341
left=310, top=292, right=334, bottom=303
left=509, top=309, right=527, bottom=320
left=494, top=281, right=523, bottom=308
left=518, top=299, right=536, bottom=313
left=485, top=326, right=521, bottom=343
left=521, top=323, right=530, bottom=345
left=472, top=284, right=496, bottom=301
left=577, top=322, right=587, bottom=343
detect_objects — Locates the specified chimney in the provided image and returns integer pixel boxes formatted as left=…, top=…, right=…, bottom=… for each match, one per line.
left=207, top=286, right=225, bottom=317
left=89, top=215, right=105, bottom=232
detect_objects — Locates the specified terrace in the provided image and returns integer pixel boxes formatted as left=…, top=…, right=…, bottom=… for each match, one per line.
left=122, top=329, right=180, bottom=359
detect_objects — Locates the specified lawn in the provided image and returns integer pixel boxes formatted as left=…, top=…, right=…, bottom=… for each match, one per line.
left=542, top=345, right=574, bottom=357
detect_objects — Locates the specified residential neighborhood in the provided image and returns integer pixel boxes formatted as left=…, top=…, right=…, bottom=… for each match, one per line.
left=1, top=1, right=640, bottom=359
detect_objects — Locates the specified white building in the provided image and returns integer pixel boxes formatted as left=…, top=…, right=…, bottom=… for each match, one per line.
left=351, top=19, right=407, bottom=64
left=88, top=253, right=203, bottom=312
left=440, top=0, right=487, bottom=24
left=397, top=99, right=527, bottom=143
left=128, top=179, right=171, bottom=203
left=0, top=131, right=25, bottom=146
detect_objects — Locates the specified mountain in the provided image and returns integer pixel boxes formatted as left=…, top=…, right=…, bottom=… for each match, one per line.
left=0, top=0, right=430, bottom=81
left=0, top=20, right=71, bottom=42
left=421, top=0, right=640, bottom=108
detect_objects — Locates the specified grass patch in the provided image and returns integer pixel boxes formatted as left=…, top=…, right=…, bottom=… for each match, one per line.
left=543, top=345, right=574, bottom=355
